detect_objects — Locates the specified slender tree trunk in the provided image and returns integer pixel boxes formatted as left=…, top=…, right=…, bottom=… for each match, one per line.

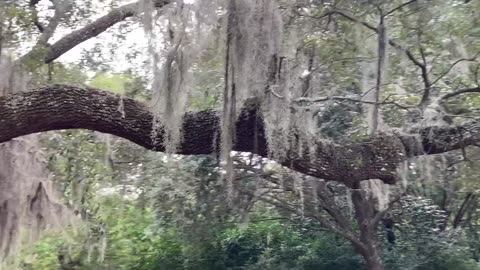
left=351, top=185, right=386, bottom=270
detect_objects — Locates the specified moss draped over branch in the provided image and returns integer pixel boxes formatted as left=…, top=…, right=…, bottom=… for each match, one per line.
left=0, top=84, right=478, bottom=185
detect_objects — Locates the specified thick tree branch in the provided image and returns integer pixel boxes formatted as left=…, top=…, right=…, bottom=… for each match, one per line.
left=15, top=0, right=75, bottom=71
left=43, top=0, right=171, bottom=64
left=1, top=85, right=480, bottom=185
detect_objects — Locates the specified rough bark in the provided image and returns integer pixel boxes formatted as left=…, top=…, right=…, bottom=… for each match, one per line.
left=0, top=84, right=479, bottom=185
left=357, top=239, right=385, bottom=270
left=351, top=187, right=386, bottom=270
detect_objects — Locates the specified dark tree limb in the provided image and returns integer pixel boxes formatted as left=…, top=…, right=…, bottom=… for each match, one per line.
left=430, top=54, right=479, bottom=87
left=17, top=0, right=67, bottom=68
left=385, top=0, right=417, bottom=17
left=29, top=0, right=45, bottom=33
left=1, top=85, right=480, bottom=185
left=417, top=42, right=432, bottom=106
left=43, top=0, right=171, bottom=64
left=440, top=87, right=480, bottom=100
left=453, top=192, right=476, bottom=228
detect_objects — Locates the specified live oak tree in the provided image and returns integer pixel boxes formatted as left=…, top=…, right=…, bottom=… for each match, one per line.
left=1, top=0, right=480, bottom=269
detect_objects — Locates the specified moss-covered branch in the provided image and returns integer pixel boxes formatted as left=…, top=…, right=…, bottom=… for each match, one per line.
left=1, top=85, right=478, bottom=185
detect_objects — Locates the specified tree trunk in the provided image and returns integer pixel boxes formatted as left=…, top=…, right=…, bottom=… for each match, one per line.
left=357, top=236, right=385, bottom=270
left=351, top=185, right=386, bottom=270
left=0, top=74, right=70, bottom=263
left=350, top=223, right=385, bottom=270
left=0, top=135, right=70, bottom=262
left=365, top=253, right=385, bottom=270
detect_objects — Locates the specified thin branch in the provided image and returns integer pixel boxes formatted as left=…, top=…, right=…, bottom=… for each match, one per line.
left=29, top=0, right=45, bottom=33
left=318, top=9, right=424, bottom=71
left=385, top=0, right=417, bottom=17
left=295, top=8, right=377, bottom=32
left=38, top=0, right=69, bottom=43
left=269, top=87, right=284, bottom=99
left=216, top=217, right=294, bottom=225
left=440, top=87, right=480, bottom=100
left=453, top=192, right=476, bottom=228
left=418, top=45, right=432, bottom=105
left=256, top=194, right=361, bottom=246
left=326, top=10, right=378, bottom=32
left=419, top=44, right=427, bottom=67
left=430, top=54, right=479, bottom=86
left=394, top=40, right=425, bottom=68
left=361, top=82, right=399, bottom=98
left=310, top=8, right=430, bottom=106
left=294, top=95, right=414, bottom=110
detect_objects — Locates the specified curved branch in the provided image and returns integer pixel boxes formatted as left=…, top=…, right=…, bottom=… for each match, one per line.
left=1, top=85, right=480, bottom=185
left=430, top=54, right=479, bottom=87
left=440, top=87, right=480, bottom=100
left=385, top=0, right=417, bottom=17
left=43, top=0, right=171, bottom=64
